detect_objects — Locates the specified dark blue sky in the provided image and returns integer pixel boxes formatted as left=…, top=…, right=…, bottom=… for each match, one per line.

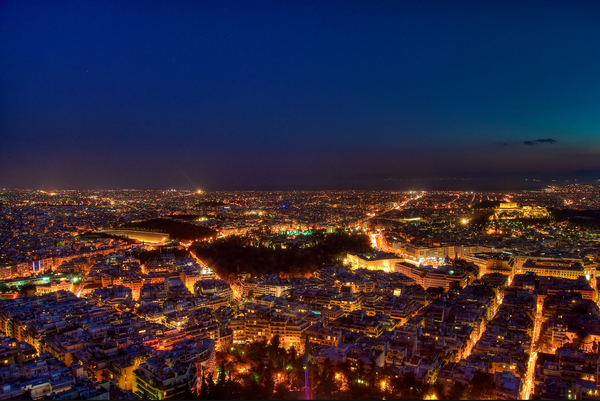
left=1, top=0, right=600, bottom=190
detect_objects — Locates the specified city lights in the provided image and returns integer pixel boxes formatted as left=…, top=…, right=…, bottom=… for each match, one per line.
left=1, top=187, right=599, bottom=400
left=1, top=0, right=597, bottom=398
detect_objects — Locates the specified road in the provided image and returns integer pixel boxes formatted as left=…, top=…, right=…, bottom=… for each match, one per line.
left=521, top=300, right=542, bottom=399
left=367, top=193, right=423, bottom=253
left=187, top=246, right=210, bottom=270
left=187, top=245, right=243, bottom=301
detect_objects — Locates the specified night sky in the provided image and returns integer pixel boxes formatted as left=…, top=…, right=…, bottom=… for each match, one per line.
left=1, top=1, right=600, bottom=191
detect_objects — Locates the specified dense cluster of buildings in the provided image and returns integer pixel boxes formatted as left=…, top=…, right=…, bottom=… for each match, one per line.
left=0, top=189, right=408, bottom=281
left=1, top=247, right=599, bottom=399
left=0, top=286, right=219, bottom=399
left=1, top=186, right=600, bottom=399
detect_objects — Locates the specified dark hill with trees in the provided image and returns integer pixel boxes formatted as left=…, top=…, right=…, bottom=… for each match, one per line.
left=134, top=247, right=192, bottom=265
left=120, top=218, right=216, bottom=241
left=169, top=214, right=202, bottom=221
left=190, top=232, right=373, bottom=279
left=551, top=209, right=600, bottom=229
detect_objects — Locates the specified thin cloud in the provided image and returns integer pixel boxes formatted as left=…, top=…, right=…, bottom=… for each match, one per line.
left=523, top=138, right=557, bottom=146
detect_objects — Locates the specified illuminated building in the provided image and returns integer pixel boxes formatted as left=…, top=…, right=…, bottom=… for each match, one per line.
left=253, top=282, right=292, bottom=298
left=520, top=259, right=595, bottom=288
left=217, top=328, right=233, bottom=351
left=198, top=295, right=229, bottom=310
left=305, top=323, right=343, bottom=347
left=533, top=348, right=599, bottom=400
left=395, top=262, right=467, bottom=291
left=513, top=274, right=595, bottom=301
left=132, top=341, right=214, bottom=400
left=179, top=269, right=216, bottom=293
left=122, top=278, right=143, bottom=300
left=133, top=357, right=194, bottom=400
left=329, top=294, right=362, bottom=313
left=228, top=314, right=309, bottom=348
left=463, top=252, right=515, bottom=279
left=238, top=276, right=292, bottom=298
left=389, top=304, right=415, bottom=326
left=35, top=280, right=72, bottom=295
left=282, top=319, right=310, bottom=349
left=103, top=229, right=169, bottom=244
left=270, top=316, right=287, bottom=340
left=346, top=252, right=404, bottom=273
left=333, top=277, right=375, bottom=294
left=193, top=279, right=233, bottom=302
left=178, top=328, right=218, bottom=352
left=0, top=265, right=12, bottom=279
left=55, top=258, right=90, bottom=274
left=329, top=312, right=387, bottom=338
left=490, top=203, right=550, bottom=220
left=106, top=360, right=136, bottom=392
left=244, top=313, right=271, bottom=343
left=230, top=316, right=248, bottom=344
left=396, top=244, right=495, bottom=266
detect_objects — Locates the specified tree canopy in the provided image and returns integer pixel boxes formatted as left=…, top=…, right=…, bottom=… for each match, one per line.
left=468, top=371, right=497, bottom=400
left=190, top=232, right=372, bottom=279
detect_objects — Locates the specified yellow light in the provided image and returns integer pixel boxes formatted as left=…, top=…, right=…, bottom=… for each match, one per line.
left=381, top=380, right=387, bottom=389
left=196, top=189, right=203, bottom=194
left=461, top=219, right=468, bottom=224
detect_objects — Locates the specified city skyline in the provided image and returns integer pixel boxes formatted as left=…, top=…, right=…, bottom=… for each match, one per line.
left=3, top=2, right=600, bottom=397
left=1, top=185, right=600, bottom=400
left=2, top=1, right=600, bottom=190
